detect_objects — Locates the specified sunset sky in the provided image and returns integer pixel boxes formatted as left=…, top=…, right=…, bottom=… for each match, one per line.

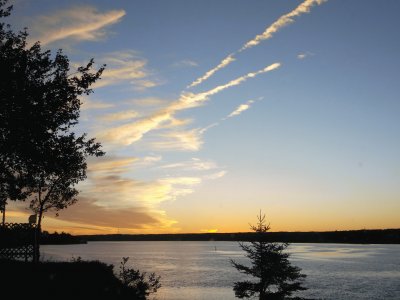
left=6, top=0, right=400, bottom=234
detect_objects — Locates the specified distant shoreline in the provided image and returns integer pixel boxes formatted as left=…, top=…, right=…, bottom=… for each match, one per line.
left=78, top=229, right=400, bottom=244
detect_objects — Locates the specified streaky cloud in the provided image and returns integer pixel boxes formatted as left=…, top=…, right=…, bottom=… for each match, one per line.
left=29, top=6, right=125, bottom=45
left=205, top=170, right=227, bottom=180
left=100, top=62, right=280, bottom=146
left=151, top=129, right=204, bottom=151
left=159, top=158, right=217, bottom=171
left=94, top=50, right=158, bottom=90
left=99, top=110, right=139, bottom=122
left=81, top=97, right=114, bottom=110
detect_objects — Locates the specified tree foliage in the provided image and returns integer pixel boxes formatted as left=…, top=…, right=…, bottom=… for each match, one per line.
left=119, top=257, right=161, bottom=300
left=0, top=0, right=105, bottom=228
left=231, top=212, right=307, bottom=299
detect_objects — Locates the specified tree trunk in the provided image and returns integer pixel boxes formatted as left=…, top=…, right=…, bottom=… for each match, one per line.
left=1, top=204, right=5, bottom=226
left=34, top=206, right=44, bottom=263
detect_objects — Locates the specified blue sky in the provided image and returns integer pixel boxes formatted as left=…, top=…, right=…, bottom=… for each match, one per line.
left=7, top=0, right=400, bottom=234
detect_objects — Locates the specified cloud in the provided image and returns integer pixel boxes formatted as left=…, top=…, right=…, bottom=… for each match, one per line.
left=199, top=122, right=220, bottom=134
left=82, top=173, right=182, bottom=208
left=187, top=0, right=325, bottom=88
left=297, top=51, right=314, bottom=59
left=159, top=117, right=193, bottom=129
left=297, top=53, right=307, bottom=59
left=99, top=62, right=280, bottom=146
left=6, top=192, right=177, bottom=234
left=100, top=110, right=172, bottom=146
left=151, top=129, right=204, bottom=151
left=99, top=110, right=139, bottom=122
left=131, top=97, right=168, bottom=107
left=141, top=155, right=162, bottom=165
left=81, top=98, right=114, bottom=110
left=133, top=80, right=159, bottom=91
left=82, top=156, right=204, bottom=208
left=241, top=0, right=326, bottom=50
left=160, top=158, right=217, bottom=171
left=55, top=198, right=171, bottom=230
left=199, top=97, right=263, bottom=134
left=87, top=156, right=138, bottom=174
left=94, top=51, right=158, bottom=90
left=176, top=63, right=280, bottom=111
left=160, top=177, right=202, bottom=186
left=29, top=6, right=125, bottom=45
left=173, top=59, right=199, bottom=68
left=205, top=170, right=227, bottom=180
left=228, top=100, right=254, bottom=118
left=188, top=54, right=235, bottom=88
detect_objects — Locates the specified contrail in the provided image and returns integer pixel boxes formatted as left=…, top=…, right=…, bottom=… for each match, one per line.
left=101, top=63, right=281, bottom=145
left=241, top=0, right=326, bottom=50
left=187, top=0, right=326, bottom=88
left=187, top=54, right=235, bottom=89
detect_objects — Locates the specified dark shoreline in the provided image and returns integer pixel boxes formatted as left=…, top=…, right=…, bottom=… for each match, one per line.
left=78, top=229, right=400, bottom=244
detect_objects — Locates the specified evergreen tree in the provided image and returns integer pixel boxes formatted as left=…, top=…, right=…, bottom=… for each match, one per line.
left=231, top=212, right=307, bottom=299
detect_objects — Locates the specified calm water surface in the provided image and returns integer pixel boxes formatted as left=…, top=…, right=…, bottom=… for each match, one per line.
left=41, top=242, right=400, bottom=299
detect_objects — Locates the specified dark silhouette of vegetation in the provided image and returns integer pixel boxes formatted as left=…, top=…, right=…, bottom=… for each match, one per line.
left=40, top=231, right=87, bottom=245
left=0, top=258, right=161, bottom=300
left=231, top=212, right=307, bottom=300
left=0, top=0, right=104, bottom=255
left=119, top=257, right=161, bottom=299
left=80, top=229, right=400, bottom=244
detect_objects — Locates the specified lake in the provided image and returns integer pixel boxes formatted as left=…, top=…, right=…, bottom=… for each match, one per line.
left=41, top=242, right=400, bottom=299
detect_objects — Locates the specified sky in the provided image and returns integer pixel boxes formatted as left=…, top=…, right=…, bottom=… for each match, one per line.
left=5, top=0, right=400, bottom=234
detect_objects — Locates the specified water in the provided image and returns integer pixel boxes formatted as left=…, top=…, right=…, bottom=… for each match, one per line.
left=41, top=242, right=400, bottom=299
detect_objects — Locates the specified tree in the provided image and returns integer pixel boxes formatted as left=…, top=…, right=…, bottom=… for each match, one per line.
left=0, top=0, right=104, bottom=232
left=231, top=212, right=307, bottom=300
left=118, top=257, right=161, bottom=300
left=28, top=133, right=104, bottom=234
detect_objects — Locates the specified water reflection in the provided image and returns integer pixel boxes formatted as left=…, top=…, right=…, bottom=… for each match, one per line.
left=41, top=242, right=400, bottom=300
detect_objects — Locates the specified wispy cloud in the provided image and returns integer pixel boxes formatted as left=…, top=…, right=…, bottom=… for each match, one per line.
left=99, top=110, right=139, bottom=122
left=100, top=62, right=280, bottom=146
left=187, top=0, right=325, bottom=88
left=94, top=51, right=158, bottom=90
left=83, top=156, right=203, bottom=208
left=29, top=6, right=125, bottom=45
left=173, top=59, right=199, bottom=68
left=297, top=51, right=314, bottom=59
left=87, top=156, right=137, bottom=174
left=160, top=158, right=217, bottom=171
left=7, top=200, right=177, bottom=234
left=131, top=97, right=168, bottom=107
left=151, top=129, right=204, bottom=151
left=81, top=98, right=114, bottom=111
left=54, top=198, right=172, bottom=231
left=100, top=111, right=172, bottom=146
left=228, top=100, right=254, bottom=118
left=141, top=155, right=162, bottom=165
left=205, top=170, right=227, bottom=180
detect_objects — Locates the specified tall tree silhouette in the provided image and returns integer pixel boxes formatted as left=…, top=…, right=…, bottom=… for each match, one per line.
left=0, top=0, right=104, bottom=234
left=231, top=212, right=307, bottom=299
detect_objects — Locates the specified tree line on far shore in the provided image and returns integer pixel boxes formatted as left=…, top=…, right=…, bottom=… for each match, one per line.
left=80, top=228, right=400, bottom=244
